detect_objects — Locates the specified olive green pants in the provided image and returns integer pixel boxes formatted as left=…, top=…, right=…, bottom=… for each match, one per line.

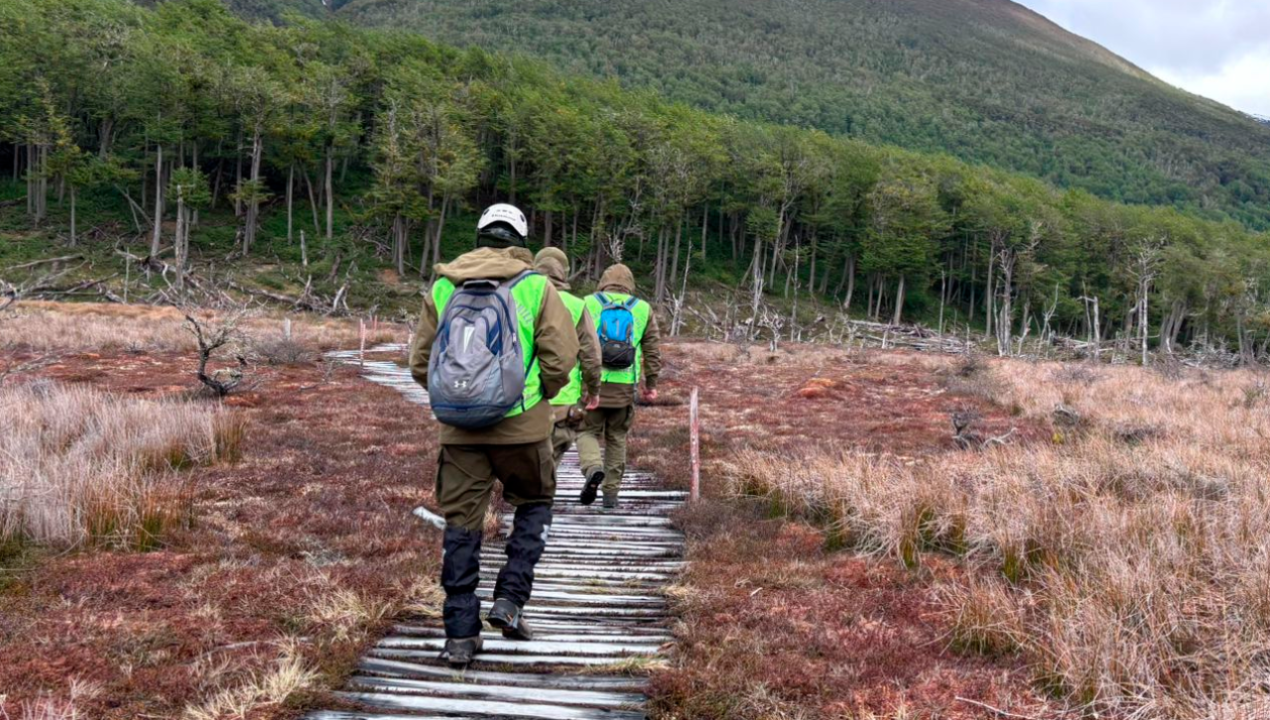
left=575, top=404, right=635, bottom=493
left=436, top=441, right=556, bottom=532
left=550, top=421, right=578, bottom=469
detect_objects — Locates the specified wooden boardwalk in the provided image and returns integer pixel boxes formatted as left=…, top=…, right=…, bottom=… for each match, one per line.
left=314, top=348, right=684, bottom=719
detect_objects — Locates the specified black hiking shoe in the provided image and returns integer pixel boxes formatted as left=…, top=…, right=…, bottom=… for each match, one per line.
left=440, top=636, right=483, bottom=668
left=580, top=469, right=605, bottom=506
left=486, top=597, right=534, bottom=641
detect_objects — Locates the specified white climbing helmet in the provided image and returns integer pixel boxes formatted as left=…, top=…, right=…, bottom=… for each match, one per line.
left=476, top=203, right=529, bottom=247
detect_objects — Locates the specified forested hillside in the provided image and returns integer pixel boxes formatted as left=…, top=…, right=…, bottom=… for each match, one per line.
left=3, top=0, right=1270, bottom=360
left=331, top=0, right=1270, bottom=231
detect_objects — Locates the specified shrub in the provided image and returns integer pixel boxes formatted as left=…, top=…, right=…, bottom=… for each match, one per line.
left=247, top=334, right=315, bottom=366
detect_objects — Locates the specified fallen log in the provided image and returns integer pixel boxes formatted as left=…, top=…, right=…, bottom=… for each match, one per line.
left=2, top=254, right=84, bottom=273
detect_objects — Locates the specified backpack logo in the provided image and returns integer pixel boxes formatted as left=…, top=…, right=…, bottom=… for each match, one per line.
left=428, top=272, right=534, bottom=429
left=596, top=293, right=638, bottom=369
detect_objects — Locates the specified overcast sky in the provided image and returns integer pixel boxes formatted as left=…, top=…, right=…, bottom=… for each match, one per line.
left=1017, top=0, right=1270, bottom=117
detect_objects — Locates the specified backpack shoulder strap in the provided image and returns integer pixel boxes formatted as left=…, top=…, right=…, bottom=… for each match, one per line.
left=508, top=269, right=537, bottom=288
left=596, top=292, right=611, bottom=307
left=622, top=297, right=639, bottom=310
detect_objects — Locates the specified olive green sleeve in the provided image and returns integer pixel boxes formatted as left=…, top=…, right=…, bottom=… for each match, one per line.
left=408, top=291, right=439, bottom=387
left=535, top=282, right=581, bottom=401
left=577, top=307, right=603, bottom=399
left=641, top=310, right=663, bottom=390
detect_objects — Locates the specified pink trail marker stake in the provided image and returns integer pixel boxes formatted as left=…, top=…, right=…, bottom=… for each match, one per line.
left=690, top=386, right=700, bottom=501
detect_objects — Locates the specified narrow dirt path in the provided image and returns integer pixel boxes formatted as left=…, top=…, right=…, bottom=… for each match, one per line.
left=310, top=349, right=683, bottom=719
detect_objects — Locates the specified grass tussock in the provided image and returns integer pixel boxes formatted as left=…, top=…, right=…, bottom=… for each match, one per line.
left=0, top=680, right=103, bottom=720
left=0, top=382, right=241, bottom=549
left=181, top=641, right=317, bottom=720
left=723, top=359, right=1270, bottom=718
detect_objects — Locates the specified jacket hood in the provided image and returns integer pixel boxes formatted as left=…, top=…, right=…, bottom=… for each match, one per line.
left=533, top=256, right=570, bottom=290
left=535, top=247, right=570, bottom=273
left=434, top=247, right=534, bottom=284
left=597, top=264, right=636, bottom=294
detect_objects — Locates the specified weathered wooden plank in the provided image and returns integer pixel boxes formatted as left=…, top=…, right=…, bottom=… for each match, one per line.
left=527, top=569, right=673, bottom=582
left=307, top=713, right=457, bottom=720
left=334, top=692, right=646, bottom=720
left=347, top=675, right=645, bottom=708
left=521, top=515, right=674, bottom=527
left=391, top=626, right=671, bottom=643
left=357, top=657, right=646, bottom=691
left=502, top=605, right=668, bottom=619
left=558, top=490, right=688, bottom=499
left=369, top=648, right=643, bottom=667
left=378, top=637, right=659, bottom=656
left=490, top=618, right=671, bottom=633
left=475, top=590, right=665, bottom=608
left=521, top=534, right=683, bottom=545
left=501, top=561, right=684, bottom=572
left=490, top=544, right=682, bottom=556
left=477, top=582, right=665, bottom=596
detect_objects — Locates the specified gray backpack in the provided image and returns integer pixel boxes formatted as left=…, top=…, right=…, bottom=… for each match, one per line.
left=428, top=271, right=534, bottom=429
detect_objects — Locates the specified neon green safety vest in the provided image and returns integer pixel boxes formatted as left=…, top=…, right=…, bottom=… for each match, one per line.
left=550, top=290, right=587, bottom=406
left=432, top=272, right=548, bottom=418
left=583, top=291, right=651, bottom=386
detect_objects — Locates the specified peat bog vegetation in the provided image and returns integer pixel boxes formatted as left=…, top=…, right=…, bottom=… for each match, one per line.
left=6, top=0, right=1270, bottom=718
left=9, top=302, right=1270, bottom=719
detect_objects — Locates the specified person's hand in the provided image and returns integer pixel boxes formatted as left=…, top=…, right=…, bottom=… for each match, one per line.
left=640, top=387, right=658, bottom=403
left=584, top=394, right=601, bottom=411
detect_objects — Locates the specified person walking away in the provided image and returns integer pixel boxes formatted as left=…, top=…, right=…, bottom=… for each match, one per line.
left=409, top=203, right=579, bottom=667
left=575, top=263, right=662, bottom=509
left=533, top=248, right=603, bottom=476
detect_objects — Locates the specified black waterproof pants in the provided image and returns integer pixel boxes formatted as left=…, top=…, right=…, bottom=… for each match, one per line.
left=436, top=441, right=555, bottom=638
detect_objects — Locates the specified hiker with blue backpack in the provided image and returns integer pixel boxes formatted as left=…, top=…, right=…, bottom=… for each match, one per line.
left=575, top=263, right=663, bottom=509
left=408, top=203, right=580, bottom=668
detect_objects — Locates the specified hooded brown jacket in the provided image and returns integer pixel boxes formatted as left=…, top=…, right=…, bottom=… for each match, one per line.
left=533, top=255, right=603, bottom=417
left=594, top=264, right=663, bottom=408
left=409, top=247, right=579, bottom=445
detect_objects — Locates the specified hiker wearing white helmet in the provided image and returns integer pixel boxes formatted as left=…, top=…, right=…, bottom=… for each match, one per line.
left=408, top=203, right=578, bottom=668
left=475, top=203, right=529, bottom=248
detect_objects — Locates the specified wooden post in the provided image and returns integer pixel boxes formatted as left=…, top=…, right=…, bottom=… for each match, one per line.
left=359, top=318, right=366, bottom=369
left=283, top=317, right=292, bottom=340
left=689, top=386, right=700, bottom=501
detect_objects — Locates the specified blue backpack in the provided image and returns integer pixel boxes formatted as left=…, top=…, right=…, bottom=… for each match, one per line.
left=428, top=271, right=533, bottom=429
left=596, top=293, right=638, bottom=369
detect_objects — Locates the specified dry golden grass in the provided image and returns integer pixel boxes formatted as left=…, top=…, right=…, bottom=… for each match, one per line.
left=181, top=640, right=317, bottom=720
left=725, top=358, right=1270, bottom=718
left=0, top=301, right=389, bottom=353
left=0, top=679, right=103, bottom=720
left=0, top=382, right=242, bottom=549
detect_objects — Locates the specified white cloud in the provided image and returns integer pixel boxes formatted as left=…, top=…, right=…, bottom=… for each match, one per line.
left=1151, top=48, right=1270, bottom=117
left=1017, top=0, right=1270, bottom=116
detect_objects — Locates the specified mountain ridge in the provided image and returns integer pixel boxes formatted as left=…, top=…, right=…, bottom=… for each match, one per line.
left=311, top=0, right=1270, bottom=230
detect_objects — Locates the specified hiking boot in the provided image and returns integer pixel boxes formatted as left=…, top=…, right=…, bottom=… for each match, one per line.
left=602, top=491, right=619, bottom=510
left=486, top=597, right=534, bottom=641
left=440, top=636, right=483, bottom=668
left=580, top=469, right=605, bottom=506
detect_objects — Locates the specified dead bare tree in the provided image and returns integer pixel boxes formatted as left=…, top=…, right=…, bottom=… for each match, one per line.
left=183, top=312, right=247, bottom=397
left=0, top=280, right=18, bottom=314
left=1131, top=237, right=1165, bottom=366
